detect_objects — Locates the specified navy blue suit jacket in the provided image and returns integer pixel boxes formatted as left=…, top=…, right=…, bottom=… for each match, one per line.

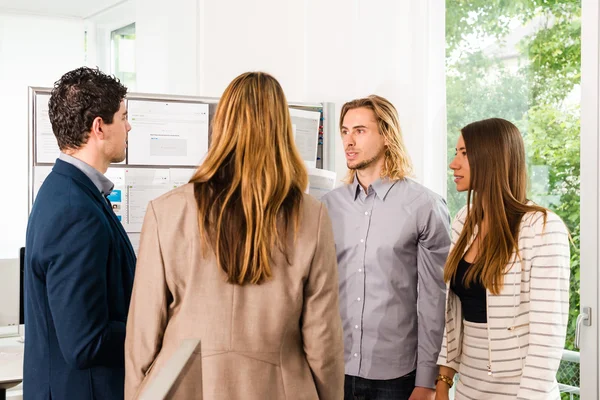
left=24, top=159, right=136, bottom=400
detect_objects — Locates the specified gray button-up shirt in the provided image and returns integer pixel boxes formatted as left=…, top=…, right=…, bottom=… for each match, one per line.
left=322, top=176, right=450, bottom=389
left=59, top=153, right=114, bottom=198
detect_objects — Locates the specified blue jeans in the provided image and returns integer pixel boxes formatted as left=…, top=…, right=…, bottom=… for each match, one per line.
left=344, top=371, right=416, bottom=400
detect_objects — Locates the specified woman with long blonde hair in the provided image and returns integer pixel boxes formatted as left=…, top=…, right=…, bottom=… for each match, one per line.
left=124, top=72, right=344, bottom=399
left=435, top=118, right=570, bottom=400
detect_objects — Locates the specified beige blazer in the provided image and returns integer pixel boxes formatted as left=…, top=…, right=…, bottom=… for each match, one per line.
left=124, top=184, right=344, bottom=400
left=437, top=205, right=570, bottom=399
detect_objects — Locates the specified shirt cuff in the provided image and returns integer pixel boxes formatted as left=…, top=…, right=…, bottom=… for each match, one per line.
left=415, top=365, right=439, bottom=389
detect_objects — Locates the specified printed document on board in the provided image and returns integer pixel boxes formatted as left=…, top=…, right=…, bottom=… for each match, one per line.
left=124, top=168, right=171, bottom=232
left=307, top=168, right=337, bottom=200
left=169, top=168, right=196, bottom=189
left=35, top=94, right=61, bottom=163
left=127, top=100, right=209, bottom=166
left=289, top=108, right=320, bottom=168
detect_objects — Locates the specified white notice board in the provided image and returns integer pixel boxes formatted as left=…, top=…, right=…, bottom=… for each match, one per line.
left=29, top=88, right=336, bottom=255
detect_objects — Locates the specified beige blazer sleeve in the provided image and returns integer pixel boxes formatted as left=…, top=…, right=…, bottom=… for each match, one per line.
left=301, top=204, right=345, bottom=400
left=125, top=202, right=169, bottom=399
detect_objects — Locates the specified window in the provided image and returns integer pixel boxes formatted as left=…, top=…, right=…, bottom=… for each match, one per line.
left=445, top=2, right=581, bottom=397
left=111, top=23, right=136, bottom=90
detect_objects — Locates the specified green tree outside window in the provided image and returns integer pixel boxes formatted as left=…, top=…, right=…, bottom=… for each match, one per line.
left=446, top=1, right=581, bottom=396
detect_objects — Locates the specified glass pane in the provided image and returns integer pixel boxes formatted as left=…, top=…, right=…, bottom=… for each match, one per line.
left=445, top=2, right=581, bottom=398
left=111, top=23, right=136, bottom=91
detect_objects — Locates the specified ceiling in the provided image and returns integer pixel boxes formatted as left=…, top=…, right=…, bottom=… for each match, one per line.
left=0, top=0, right=126, bottom=18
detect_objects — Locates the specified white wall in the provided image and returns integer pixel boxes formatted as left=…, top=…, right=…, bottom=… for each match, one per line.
left=84, top=0, right=136, bottom=79
left=135, top=0, right=198, bottom=95
left=0, top=1, right=446, bottom=258
left=199, top=0, right=305, bottom=99
left=88, top=0, right=198, bottom=95
left=0, top=13, right=84, bottom=258
left=120, top=0, right=447, bottom=192
left=200, top=0, right=446, bottom=190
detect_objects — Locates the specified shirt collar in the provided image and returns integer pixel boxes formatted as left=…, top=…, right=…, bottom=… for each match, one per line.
left=58, top=153, right=114, bottom=196
left=350, top=175, right=362, bottom=201
left=350, top=174, right=397, bottom=201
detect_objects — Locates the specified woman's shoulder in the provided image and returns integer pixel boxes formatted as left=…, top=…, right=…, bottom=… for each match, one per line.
left=520, top=207, right=568, bottom=238
left=521, top=207, right=563, bottom=226
left=149, top=183, right=195, bottom=215
left=295, top=193, right=330, bottom=240
left=450, top=205, right=469, bottom=232
left=301, top=193, right=326, bottom=225
left=454, top=204, right=469, bottom=221
left=302, top=192, right=323, bottom=212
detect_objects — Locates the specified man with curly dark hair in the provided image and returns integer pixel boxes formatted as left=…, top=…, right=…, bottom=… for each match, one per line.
left=24, top=67, right=136, bottom=400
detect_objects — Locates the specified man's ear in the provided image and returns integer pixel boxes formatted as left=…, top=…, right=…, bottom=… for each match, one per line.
left=90, top=116, right=105, bottom=140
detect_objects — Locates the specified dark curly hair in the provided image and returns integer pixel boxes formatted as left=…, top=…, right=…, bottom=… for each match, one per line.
left=48, top=67, right=128, bottom=151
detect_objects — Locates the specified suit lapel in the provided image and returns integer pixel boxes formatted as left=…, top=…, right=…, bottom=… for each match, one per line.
left=100, top=194, right=136, bottom=263
left=53, top=160, right=136, bottom=268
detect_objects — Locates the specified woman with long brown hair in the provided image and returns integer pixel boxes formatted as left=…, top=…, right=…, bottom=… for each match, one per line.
left=124, top=72, right=344, bottom=399
left=435, top=118, right=570, bottom=400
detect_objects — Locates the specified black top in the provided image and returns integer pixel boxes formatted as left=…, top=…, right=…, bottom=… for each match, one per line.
left=450, top=258, right=487, bottom=323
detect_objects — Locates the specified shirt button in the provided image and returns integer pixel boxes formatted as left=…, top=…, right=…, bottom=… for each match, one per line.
left=364, top=211, right=369, bottom=215
left=360, top=239, right=364, bottom=243
left=358, top=269, right=362, bottom=272
left=354, top=353, right=358, bottom=357
left=355, top=325, right=359, bottom=329
left=357, top=297, right=361, bottom=302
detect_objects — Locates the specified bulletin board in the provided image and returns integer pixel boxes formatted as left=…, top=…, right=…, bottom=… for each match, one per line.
left=28, top=87, right=336, bottom=251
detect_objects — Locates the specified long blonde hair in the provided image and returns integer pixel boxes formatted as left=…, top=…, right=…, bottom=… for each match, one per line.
left=340, top=95, right=413, bottom=183
left=444, top=118, right=547, bottom=294
left=190, top=72, right=308, bottom=285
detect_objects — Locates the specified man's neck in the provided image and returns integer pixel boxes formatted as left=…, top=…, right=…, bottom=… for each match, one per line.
left=356, top=165, right=383, bottom=192
left=64, top=148, right=109, bottom=174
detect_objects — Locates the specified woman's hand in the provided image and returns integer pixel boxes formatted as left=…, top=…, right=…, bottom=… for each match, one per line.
left=434, top=381, right=451, bottom=400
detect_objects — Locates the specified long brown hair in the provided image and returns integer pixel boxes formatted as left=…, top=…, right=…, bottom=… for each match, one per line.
left=189, top=72, right=308, bottom=285
left=339, top=95, right=413, bottom=183
left=444, top=118, right=547, bottom=294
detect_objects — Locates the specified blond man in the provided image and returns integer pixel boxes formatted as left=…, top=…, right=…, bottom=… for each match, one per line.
left=322, top=95, right=450, bottom=400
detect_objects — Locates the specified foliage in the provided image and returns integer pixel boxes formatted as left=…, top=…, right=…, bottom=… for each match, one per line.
left=446, top=1, right=581, bottom=395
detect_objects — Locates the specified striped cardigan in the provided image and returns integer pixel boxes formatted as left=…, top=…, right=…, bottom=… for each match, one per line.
left=437, top=205, right=570, bottom=399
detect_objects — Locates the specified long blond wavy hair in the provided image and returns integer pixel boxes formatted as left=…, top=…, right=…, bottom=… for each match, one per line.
left=189, top=72, right=308, bottom=285
left=340, top=95, right=413, bottom=183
